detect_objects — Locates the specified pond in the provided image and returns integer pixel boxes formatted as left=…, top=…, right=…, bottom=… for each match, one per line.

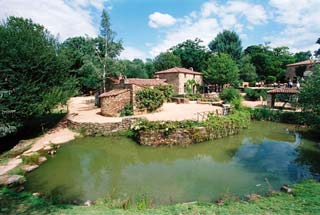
left=25, top=122, right=320, bottom=205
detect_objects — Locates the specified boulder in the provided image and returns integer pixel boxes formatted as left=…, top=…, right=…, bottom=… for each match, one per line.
left=83, top=200, right=92, bottom=207
left=246, top=193, right=261, bottom=201
left=22, top=165, right=39, bottom=173
left=280, top=185, right=293, bottom=194
left=0, top=175, right=26, bottom=186
left=38, top=156, right=47, bottom=164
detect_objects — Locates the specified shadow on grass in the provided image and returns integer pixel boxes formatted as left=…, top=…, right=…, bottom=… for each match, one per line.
left=0, top=112, right=66, bottom=153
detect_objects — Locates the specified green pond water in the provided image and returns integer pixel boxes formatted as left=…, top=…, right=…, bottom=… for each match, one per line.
left=25, top=121, right=320, bottom=205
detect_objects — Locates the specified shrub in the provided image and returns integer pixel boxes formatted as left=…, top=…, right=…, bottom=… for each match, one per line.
left=119, top=103, right=133, bottom=117
left=154, top=85, right=174, bottom=101
left=135, top=88, right=164, bottom=112
left=21, top=152, right=41, bottom=165
left=266, top=75, right=276, bottom=84
left=244, top=88, right=267, bottom=101
left=219, top=87, right=241, bottom=103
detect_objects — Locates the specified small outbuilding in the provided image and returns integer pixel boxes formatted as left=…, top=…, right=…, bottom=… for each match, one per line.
left=286, top=60, right=319, bottom=80
left=267, top=88, right=299, bottom=108
left=99, top=76, right=168, bottom=117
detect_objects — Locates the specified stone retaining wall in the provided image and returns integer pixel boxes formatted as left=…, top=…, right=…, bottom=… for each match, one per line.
left=68, top=118, right=138, bottom=136
left=137, top=126, right=241, bottom=146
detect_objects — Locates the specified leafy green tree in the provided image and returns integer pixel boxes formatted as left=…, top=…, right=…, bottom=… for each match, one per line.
left=61, top=36, right=100, bottom=93
left=170, top=38, right=209, bottom=72
left=121, top=59, right=148, bottom=78
left=244, top=45, right=295, bottom=82
left=299, top=65, right=320, bottom=129
left=144, top=58, right=156, bottom=78
left=294, top=51, right=312, bottom=62
left=0, top=17, right=77, bottom=137
left=300, top=65, right=320, bottom=114
left=315, top=38, right=320, bottom=57
left=239, top=55, right=257, bottom=82
left=204, top=53, right=239, bottom=87
left=208, top=30, right=242, bottom=61
left=153, top=52, right=181, bottom=71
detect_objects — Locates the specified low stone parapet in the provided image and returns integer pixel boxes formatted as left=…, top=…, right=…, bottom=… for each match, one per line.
left=67, top=118, right=138, bottom=136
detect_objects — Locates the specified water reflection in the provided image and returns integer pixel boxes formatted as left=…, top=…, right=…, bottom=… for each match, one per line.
left=25, top=122, right=320, bottom=204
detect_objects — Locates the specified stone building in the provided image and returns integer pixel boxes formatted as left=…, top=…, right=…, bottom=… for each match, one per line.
left=154, top=67, right=203, bottom=94
left=99, top=77, right=168, bottom=117
left=286, top=60, right=320, bottom=80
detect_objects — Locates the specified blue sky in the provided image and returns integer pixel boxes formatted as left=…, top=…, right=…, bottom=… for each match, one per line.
left=1, top=0, right=319, bottom=60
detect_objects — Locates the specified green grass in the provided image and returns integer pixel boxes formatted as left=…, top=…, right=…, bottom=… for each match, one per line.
left=1, top=180, right=319, bottom=215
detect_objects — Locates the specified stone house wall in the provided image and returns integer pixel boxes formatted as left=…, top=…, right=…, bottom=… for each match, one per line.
left=100, top=90, right=131, bottom=117
left=157, top=73, right=203, bottom=94
left=178, top=73, right=203, bottom=94
left=157, top=73, right=180, bottom=94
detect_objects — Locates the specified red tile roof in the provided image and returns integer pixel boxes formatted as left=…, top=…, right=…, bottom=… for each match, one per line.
left=287, top=60, right=319, bottom=67
left=125, top=78, right=168, bottom=87
left=155, top=67, right=203, bottom=75
left=99, top=89, right=129, bottom=98
left=267, top=88, right=300, bottom=94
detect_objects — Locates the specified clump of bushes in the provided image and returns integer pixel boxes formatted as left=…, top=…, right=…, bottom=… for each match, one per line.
left=130, top=110, right=250, bottom=139
left=135, top=88, right=164, bottom=112
left=219, top=87, right=241, bottom=103
left=119, top=103, right=133, bottom=117
left=244, top=88, right=267, bottom=101
left=249, top=108, right=319, bottom=127
left=155, top=85, right=174, bottom=101
left=21, top=152, right=41, bottom=165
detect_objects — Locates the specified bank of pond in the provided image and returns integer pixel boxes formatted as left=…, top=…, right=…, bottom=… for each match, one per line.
left=23, top=121, right=320, bottom=207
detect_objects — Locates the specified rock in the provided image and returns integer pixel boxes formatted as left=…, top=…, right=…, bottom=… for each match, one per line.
left=15, top=186, right=24, bottom=192
left=43, top=145, right=53, bottom=151
left=48, top=150, right=56, bottom=155
left=83, top=200, right=92, bottom=207
left=280, top=185, right=293, bottom=194
left=215, top=199, right=224, bottom=206
left=32, top=192, right=41, bottom=197
left=22, top=164, right=39, bottom=173
left=38, top=156, right=47, bottom=164
left=0, top=175, right=26, bottom=186
left=246, top=194, right=261, bottom=201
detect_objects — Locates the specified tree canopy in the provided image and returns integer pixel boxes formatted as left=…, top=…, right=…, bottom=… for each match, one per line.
left=208, top=30, right=242, bottom=61
left=316, top=38, right=320, bottom=57
left=153, top=52, right=181, bottom=71
left=204, top=53, right=239, bottom=86
left=0, top=17, right=77, bottom=137
left=170, top=38, right=209, bottom=72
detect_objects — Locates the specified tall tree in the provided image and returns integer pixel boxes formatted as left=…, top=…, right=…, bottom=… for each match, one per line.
left=153, top=52, right=181, bottom=71
left=315, top=38, right=320, bottom=57
left=204, top=53, right=239, bottom=87
left=208, top=30, right=242, bottom=61
left=0, top=17, right=77, bottom=137
left=170, top=38, right=209, bottom=72
left=98, top=9, right=123, bottom=92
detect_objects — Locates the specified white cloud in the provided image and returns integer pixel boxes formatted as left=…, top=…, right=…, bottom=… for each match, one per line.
left=0, top=0, right=108, bottom=40
left=148, top=12, right=176, bottom=28
left=200, top=1, right=268, bottom=25
left=120, top=46, right=147, bottom=60
left=150, top=18, right=220, bottom=56
left=267, top=0, right=320, bottom=52
left=149, top=0, right=268, bottom=56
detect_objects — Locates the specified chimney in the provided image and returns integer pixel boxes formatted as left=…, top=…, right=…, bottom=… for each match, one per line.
left=189, top=67, right=193, bottom=71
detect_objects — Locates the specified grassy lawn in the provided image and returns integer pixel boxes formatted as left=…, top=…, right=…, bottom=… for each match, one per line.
left=1, top=180, right=319, bottom=215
